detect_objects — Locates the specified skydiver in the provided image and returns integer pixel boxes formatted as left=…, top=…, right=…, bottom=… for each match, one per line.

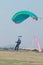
left=15, top=38, right=21, bottom=51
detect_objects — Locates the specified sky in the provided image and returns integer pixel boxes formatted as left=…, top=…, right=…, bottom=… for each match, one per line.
left=0, top=0, right=43, bottom=49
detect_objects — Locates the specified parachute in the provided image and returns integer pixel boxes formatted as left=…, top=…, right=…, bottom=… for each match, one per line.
left=12, top=10, right=38, bottom=24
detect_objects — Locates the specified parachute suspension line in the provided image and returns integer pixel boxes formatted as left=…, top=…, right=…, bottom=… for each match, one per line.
left=38, top=17, right=43, bottom=20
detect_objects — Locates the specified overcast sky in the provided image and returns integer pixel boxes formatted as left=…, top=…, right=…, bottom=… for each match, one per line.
left=0, top=0, right=43, bottom=49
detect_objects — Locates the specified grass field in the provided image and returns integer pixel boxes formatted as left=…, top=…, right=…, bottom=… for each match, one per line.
left=0, top=50, right=43, bottom=65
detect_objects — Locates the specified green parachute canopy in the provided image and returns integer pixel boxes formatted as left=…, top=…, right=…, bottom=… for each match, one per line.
left=12, top=10, right=38, bottom=24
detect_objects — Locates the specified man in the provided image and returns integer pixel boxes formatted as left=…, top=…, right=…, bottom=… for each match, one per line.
left=15, top=38, right=21, bottom=51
